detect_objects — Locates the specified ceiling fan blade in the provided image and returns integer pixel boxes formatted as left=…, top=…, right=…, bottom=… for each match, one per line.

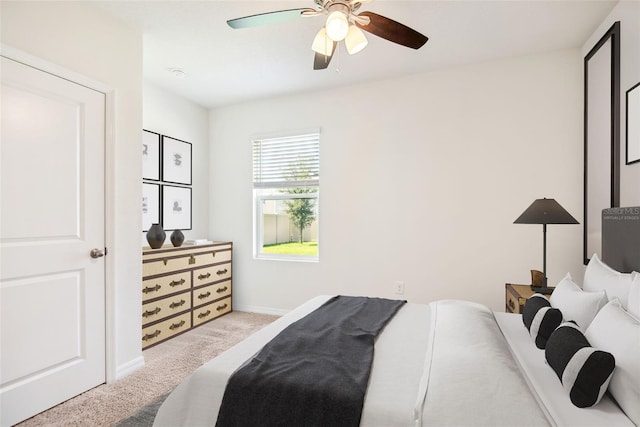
left=355, top=11, right=428, bottom=49
left=313, top=44, right=336, bottom=70
left=227, top=8, right=316, bottom=29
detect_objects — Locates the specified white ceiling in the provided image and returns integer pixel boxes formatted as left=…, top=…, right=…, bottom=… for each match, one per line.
left=96, top=0, right=617, bottom=109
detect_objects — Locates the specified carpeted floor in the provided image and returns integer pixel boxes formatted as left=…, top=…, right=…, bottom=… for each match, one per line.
left=15, top=311, right=279, bottom=427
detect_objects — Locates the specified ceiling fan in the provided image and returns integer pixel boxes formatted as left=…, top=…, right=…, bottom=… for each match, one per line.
left=227, top=0, right=428, bottom=70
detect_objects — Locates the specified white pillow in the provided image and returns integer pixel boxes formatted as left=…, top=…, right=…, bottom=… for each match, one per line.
left=583, top=254, right=634, bottom=310
left=550, top=273, right=607, bottom=330
left=585, top=300, right=640, bottom=426
left=628, top=273, right=640, bottom=319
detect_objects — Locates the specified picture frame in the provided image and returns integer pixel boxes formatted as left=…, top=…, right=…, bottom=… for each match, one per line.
left=162, top=136, right=192, bottom=185
left=583, top=21, right=620, bottom=265
left=162, top=185, right=192, bottom=231
left=142, top=182, right=161, bottom=232
left=626, top=82, right=640, bottom=165
left=142, top=130, right=161, bottom=181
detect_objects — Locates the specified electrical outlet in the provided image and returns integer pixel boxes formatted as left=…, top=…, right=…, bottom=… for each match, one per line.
left=395, top=281, right=405, bottom=295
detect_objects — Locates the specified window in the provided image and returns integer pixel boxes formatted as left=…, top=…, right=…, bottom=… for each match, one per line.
left=253, top=131, right=319, bottom=261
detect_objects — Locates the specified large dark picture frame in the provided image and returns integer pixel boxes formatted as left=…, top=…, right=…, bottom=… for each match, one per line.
left=626, top=82, right=640, bottom=165
left=583, top=21, right=620, bottom=265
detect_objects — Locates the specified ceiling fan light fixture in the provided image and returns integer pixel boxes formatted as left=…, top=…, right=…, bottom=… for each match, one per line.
left=325, top=10, right=349, bottom=41
left=345, top=25, right=367, bottom=54
left=311, top=28, right=334, bottom=56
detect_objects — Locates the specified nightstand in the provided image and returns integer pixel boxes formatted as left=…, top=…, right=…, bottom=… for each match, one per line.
left=505, top=283, right=554, bottom=314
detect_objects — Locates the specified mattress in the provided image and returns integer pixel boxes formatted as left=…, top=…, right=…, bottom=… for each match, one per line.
left=153, top=297, right=631, bottom=426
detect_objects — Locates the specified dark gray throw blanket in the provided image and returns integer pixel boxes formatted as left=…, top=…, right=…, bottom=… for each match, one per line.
left=215, top=295, right=406, bottom=427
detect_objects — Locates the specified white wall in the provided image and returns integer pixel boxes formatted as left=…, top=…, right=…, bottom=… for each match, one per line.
left=210, top=49, right=585, bottom=313
left=1, top=1, right=143, bottom=379
left=582, top=0, right=640, bottom=206
left=142, top=81, right=210, bottom=246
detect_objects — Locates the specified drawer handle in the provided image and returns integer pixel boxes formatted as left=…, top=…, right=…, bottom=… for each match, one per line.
left=212, top=251, right=216, bottom=258
left=143, top=284, right=161, bottom=294
left=216, top=303, right=228, bottom=312
left=142, top=330, right=161, bottom=341
left=216, top=268, right=228, bottom=276
left=198, top=291, right=211, bottom=300
left=216, top=286, right=228, bottom=294
left=169, top=278, right=186, bottom=287
left=170, top=320, right=186, bottom=330
left=198, top=310, right=211, bottom=319
left=143, top=307, right=161, bottom=318
left=170, top=299, right=186, bottom=309
left=189, top=255, right=196, bottom=265
left=198, top=272, right=212, bottom=280
left=169, top=279, right=186, bottom=287
left=163, top=258, right=168, bottom=266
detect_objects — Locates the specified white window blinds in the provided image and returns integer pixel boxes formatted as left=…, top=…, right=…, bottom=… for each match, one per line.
left=252, top=132, right=320, bottom=188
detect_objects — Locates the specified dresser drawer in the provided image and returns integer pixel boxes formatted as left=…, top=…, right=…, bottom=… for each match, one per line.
left=193, top=297, right=232, bottom=327
left=193, top=247, right=231, bottom=267
left=142, top=271, right=191, bottom=302
left=142, top=292, right=192, bottom=325
left=143, top=245, right=232, bottom=277
left=193, top=263, right=231, bottom=287
left=142, top=312, right=191, bottom=348
left=194, top=280, right=231, bottom=305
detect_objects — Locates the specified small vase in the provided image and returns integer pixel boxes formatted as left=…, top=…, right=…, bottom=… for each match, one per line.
left=170, top=229, right=185, bottom=247
left=146, top=223, right=166, bottom=249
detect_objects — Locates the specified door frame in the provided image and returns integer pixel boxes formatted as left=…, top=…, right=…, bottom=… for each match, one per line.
left=1, top=44, right=118, bottom=382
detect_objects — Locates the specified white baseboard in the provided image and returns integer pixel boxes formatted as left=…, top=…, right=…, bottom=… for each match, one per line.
left=113, top=355, right=145, bottom=381
left=233, top=304, right=289, bottom=316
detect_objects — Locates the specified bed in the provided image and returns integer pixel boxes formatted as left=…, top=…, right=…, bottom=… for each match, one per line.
left=153, top=209, right=640, bottom=427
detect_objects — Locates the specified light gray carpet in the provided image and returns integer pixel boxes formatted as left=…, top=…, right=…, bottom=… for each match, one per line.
left=16, top=311, right=278, bottom=427
left=113, top=393, right=169, bottom=427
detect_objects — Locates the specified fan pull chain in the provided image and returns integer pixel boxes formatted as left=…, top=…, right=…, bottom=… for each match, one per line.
left=335, top=43, right=341, bottom=73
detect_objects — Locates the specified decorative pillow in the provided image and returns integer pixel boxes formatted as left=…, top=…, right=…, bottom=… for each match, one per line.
left=550, top=273, right=608, bottom=330
left=583, top=254, right=634, bottom=310
left=545, top=321, right=615, bottom=408
left=522, top=294, right=562, bottom=349
left=628, top=273, right=640, bottom=319
left=585, top=300, right=640, bottom=425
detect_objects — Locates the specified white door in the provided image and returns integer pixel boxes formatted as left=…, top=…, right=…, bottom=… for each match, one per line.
left=0, top=56, right=106, bottom=426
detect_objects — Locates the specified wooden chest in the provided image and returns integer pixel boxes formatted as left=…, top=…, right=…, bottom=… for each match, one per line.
left=505, top=283, right=553, bottom=314
left=142, top=242, right=232, bottom=349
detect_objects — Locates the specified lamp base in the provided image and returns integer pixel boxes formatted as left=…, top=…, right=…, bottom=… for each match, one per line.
left=530, top=285, right=553, bottom=295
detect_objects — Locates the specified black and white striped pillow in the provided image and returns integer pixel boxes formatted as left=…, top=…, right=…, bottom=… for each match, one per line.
left=545, top=322, right=615, bottom=408
left=522, top=294, right=562, bottom=349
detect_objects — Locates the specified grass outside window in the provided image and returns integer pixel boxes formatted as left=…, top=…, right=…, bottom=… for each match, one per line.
left=261, top=241, right=318, bottom=256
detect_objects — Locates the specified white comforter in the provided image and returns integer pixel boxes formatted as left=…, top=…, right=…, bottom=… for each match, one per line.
left=153, top=296, right=548, bottom=426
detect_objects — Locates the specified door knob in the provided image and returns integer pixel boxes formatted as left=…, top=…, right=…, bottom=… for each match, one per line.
left=90, top=248, right=105, bottom=258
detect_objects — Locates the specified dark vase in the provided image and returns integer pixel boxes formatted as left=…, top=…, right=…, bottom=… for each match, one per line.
left=170, top=229, right=185, bottom=247
left=146, top=223, right=166, bottom=249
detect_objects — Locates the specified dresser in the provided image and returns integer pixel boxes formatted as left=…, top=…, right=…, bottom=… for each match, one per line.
left=142, top=242, right=232, bottom=349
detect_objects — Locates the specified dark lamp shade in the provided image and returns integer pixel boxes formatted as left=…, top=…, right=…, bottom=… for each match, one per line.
left=514, top=198, right=579, bottom=225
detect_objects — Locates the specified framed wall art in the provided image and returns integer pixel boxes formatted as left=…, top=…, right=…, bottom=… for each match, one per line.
left=142, top=182, right=161, bottom=231
left=162, top=185, right=192, bottom=230
left=626, top=82, right=640, bottom=165
left=583, top=21, right=620, bottom=265
left=142, top=130, right=161, bottom=181
left=162, top=136, right=192, bottom=185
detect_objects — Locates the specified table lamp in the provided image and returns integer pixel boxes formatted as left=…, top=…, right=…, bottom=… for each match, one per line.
left=514, top=198, right=579, bottom=293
